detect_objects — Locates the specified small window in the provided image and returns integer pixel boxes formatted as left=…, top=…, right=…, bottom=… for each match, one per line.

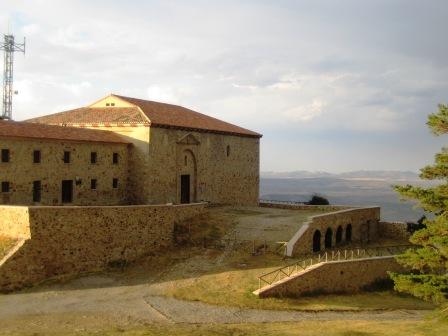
left=63, top=151, right=71, bottom=163
left=226, top=145, right=230, bottom=157
left=91, top=152, right=97, bottom=164
left=1, top=181, right=10, bottom=193
left=33, top=181, right=41, bottom=202
left=33, top=150, right=41, bottom=163
left=106, top=103, right=110, bottom=106
left=1, top=149, right=10, bottom=162
left=111, top=102, right=115, bottom=106
left=184, top=155, right=188, bottom=166
left=91, top=179, right=97, bottom=190
left=112, top=178, right=118, bottom=189
left=113, top=153, right=119, bottom=164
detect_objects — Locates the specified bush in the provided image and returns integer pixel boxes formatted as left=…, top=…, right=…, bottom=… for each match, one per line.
left=307, top=194, right=330, bottom=205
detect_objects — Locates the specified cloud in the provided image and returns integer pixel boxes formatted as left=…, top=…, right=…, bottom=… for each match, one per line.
left=0, top=0, right=447, bottom=171
left=283, top=100, right=325, bottom=122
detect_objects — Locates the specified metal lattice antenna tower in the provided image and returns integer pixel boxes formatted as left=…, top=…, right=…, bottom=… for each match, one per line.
left=0, top=34, right=26, bottom=120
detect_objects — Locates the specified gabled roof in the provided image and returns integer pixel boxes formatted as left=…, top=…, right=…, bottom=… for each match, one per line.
left=0, top=120, right=130, bottom=144
left=113, top=95, right=262, bottom=138
left=26, top=94, right=262, bottom=138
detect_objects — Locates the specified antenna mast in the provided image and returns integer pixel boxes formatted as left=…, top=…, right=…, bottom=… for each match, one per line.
left=0, top=34, right=25, bottom=120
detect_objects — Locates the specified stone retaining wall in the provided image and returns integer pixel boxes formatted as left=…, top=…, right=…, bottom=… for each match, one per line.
left=256, top=256, right=404, bottom=298
left=0, top=203, right=205, bottom=291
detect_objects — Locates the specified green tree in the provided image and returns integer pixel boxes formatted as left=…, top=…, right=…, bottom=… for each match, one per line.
left=391, top=104, right=448, bottom=305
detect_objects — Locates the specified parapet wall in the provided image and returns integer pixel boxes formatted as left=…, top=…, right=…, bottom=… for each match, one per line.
left=378, top=221, right=411, bottom=241
left=0, top=203, right=205, bottom=291
left=259, top=201, right=351, bottom=212
left=257, top=257, right=404, bottom=298
left=288, top=207, right=381, bottom=256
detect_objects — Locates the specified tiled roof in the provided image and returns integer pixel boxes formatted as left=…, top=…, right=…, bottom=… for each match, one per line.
left=26, top=95, right=262, bottom=138
left=0, top=120, right=130, bottom=144
left=114, top=95, right=262, bottom=138
left=27, top=107, right=148, bottom=125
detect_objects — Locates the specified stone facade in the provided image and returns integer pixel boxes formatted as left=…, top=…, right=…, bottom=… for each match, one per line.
left=1, top=94, right=261, bottom=207
left=287, top=207, right=381, bottom=256
left=145, top=128, right=260, bottom=205
left=0, top=138, right=129, bottom=206
left=0, top=203, right=205, bottom=291
left=257, top=257, right=405, bottom=298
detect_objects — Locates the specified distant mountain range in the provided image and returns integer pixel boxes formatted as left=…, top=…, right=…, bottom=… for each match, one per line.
left=261, top=170, right=421, bottom=181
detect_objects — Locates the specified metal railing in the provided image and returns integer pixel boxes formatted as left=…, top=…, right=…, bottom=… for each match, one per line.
left=257, top=244, right=414, bottom=290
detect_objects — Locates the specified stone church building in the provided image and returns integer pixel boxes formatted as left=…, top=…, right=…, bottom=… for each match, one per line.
left=0, top=94, right=261, bottom=206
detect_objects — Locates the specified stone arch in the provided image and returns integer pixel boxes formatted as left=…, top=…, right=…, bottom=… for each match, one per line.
left=325, top=228, right=333, bottom=249
left=346, top=224, right=352, bottom=242
left=312, top=230, right=321, bottom=252
left=336, top=225, right=343, bottom=245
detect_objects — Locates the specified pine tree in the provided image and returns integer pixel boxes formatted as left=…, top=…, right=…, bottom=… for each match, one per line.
left=391, top=104, right=448, bottom=305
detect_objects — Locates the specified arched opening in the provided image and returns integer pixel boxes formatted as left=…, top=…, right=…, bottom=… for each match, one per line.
left=325, top=228, right=333, bottom=249
left=346, top=224, right=352, bottom=242
left=312, top=230, right=321, bottom=252
left=336, top=226, right=343, bottom=245
left=226, top=145, right=231, bottom=157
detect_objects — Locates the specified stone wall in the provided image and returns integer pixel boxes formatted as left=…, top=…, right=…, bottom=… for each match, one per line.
left=257, top=257, right=404, bottom=298
left=0, top=203, right=205, bottom=291
left=0, top=138, right=129, bottom=206
left=378, top=221, right=411, bottom=241
left=259, top=202, right=351, bottom=212
left=145, top=127, right=260, bottom=206
left=0, top=206, right=30, bottom=239
left=288, top=207, right=381, bottom=256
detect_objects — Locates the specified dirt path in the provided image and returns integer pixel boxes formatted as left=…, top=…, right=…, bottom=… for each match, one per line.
left=144, top=295, right=428, bottom=324
left=0, top=280, right=430, bottom=334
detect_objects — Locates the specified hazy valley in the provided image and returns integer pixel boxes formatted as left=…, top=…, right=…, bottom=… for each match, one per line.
left=260, top=171, right=435, bottom=222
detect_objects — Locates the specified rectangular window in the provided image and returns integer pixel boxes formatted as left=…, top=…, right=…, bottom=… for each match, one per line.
left=33, top=181, right=41, bottom=202
left=112, top=152, right=119, bottom=164
left=91, top=152, right=97, bottom=164
left=63, top=151, right=70, bottom=163
left=33, top=150, right=41, bottom=163
left=1, top=181, right=10, bottom=193
left=1, top=149, right=10, bottom=162
left=91, top=179, right=97, bottom=190
left=112, top=178, right=118, bottom=189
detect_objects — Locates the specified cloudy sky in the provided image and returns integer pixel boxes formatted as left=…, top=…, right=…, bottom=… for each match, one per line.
left=1, top=0, right=447, bottom=172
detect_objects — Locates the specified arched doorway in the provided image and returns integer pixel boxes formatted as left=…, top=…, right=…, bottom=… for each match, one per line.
left=312, top=230, right=321, bottom=252
left=178, top=149, right=197, bottom=204
left=346, top=224, right=352, bottom=242
left=325, top=228, right=333, bottom=249
left=336, top=226, right=343, bottom=245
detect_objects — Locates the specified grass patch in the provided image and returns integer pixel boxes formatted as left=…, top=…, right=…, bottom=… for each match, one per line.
left=0, top=235, right=17, bottom=260
left=2, top=320, right=446, bottom=336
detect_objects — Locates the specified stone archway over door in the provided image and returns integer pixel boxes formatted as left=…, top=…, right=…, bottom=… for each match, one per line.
left=178, top=149, right=197, bottom=204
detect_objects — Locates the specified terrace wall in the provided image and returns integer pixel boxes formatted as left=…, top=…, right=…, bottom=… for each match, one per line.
left=257, top=256, right=404, bottom=298
left=0, top=203, right=205, bottom=291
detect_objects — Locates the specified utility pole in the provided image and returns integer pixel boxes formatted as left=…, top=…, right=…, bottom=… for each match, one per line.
left=0, top=34, right=26, bottom=120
